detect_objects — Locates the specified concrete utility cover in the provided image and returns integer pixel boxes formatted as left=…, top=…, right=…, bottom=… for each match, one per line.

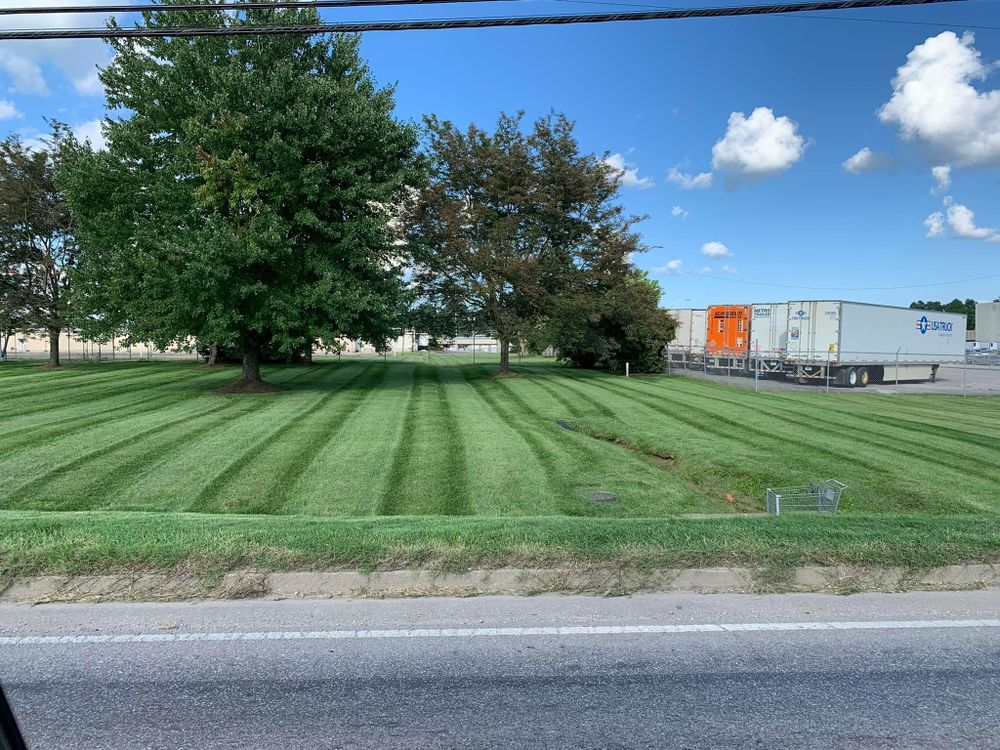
left=584, top=491, right=618, bottom=503
left=556, top=420, right=575, bottom=431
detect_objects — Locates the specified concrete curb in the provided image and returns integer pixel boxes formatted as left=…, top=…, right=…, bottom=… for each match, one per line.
left=2, top=564, right=999, bottom=603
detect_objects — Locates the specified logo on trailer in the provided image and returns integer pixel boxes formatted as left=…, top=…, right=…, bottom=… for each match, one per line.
left=916, top=315, right=954, bottom=335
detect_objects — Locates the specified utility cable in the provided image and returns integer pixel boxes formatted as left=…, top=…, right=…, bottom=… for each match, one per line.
left=0, top=0, right=966, bottom=40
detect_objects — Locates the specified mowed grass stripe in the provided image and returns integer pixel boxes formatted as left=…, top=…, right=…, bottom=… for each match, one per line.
left=98, top=366, right=335, bottom=512
left=377, top=364, right=472, bottom=516
left=1, top=365, right=231, bottom=422
left=207, top=363, right=382, bottom=515
left=0, top=361, right=166, bottom=393
left=558, top=371, right=986, bottom=514
left=187, top=364, right=361, bottom=514
left=544, top=371, right=897, bottom=510
left=442, top=366, right=555, bottom=517
left=628, top=376, right=1000, bottom=483
left=0, top=364, right=318, bottom=509
left=9, top=399, right=263, bottom=512
left=1, top=363, right=195, bottom=406
left=0, top=368, right=242, bottom=448
left=260, top=365, right=392, bottom=515
left=496, top=372, right=711, bottom=516
left=291, top=362, right=415, bottom=517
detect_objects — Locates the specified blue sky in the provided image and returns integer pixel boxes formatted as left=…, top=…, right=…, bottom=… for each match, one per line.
left=1, top=0, right=998, bottom=308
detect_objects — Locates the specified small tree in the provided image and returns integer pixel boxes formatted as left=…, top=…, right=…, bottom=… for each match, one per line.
left=0, top=132, right=78, bottom=367
left=61, top=6, right=418, bottom=390
left=549, top=270, right=676, bottom=373
left=407, top=112, right=635, bottom=375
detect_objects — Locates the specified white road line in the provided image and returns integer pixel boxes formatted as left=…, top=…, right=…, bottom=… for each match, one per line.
left=0, top=619, right=999, bottom=646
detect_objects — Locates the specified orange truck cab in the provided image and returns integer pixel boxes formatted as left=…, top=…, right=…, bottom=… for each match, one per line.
left=705, top=305, right=751, bottom=369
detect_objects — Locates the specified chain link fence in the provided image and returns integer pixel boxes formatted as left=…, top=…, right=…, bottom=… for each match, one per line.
left=664, top=346, right=1000, bottom=395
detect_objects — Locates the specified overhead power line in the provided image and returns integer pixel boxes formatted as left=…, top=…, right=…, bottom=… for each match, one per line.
left=0, top=0, right=966, bottom=40
left=0, top=0, right=510, bottom=17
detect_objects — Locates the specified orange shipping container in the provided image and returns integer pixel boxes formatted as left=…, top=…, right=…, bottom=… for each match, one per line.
left=706, top=305, right=751, bottom=356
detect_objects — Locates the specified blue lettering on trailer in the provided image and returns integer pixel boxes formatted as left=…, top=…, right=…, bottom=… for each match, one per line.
left=916, top=315, right=954, bottom=334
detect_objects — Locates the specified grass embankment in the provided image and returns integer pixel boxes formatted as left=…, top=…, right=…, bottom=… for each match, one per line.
left=1, top=355, right=998, bottom=580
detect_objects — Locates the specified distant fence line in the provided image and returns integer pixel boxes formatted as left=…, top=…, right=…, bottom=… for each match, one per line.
left=664, top=345, right=1000, bottom=396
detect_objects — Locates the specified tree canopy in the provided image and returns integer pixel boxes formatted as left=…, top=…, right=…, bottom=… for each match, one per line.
left=406, top=111, right=647, bottom=375
left=60, top=5, right=419, bottom=388
left=0, top=130, right=77, bottom=367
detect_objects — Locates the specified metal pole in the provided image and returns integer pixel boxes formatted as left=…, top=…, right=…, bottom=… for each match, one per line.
left=895, top=347, right=900, bottom=387
left=754, top=349, right=760, bottom=393
left=825, top=350, right=831, bottom=394
left=963, top=352, right=968, bottom=397
left=666, top=344, right=671, bottom=375
left=472, top=328, right=476, bottom=365
left=625, top=362, right=630, bottom=378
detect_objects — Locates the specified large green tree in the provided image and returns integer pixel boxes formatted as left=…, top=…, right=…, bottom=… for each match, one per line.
left=0, top=132, right=78, bottom=367
left=61, top=3, right=418, bottom=389
left=406, top=112, right=639, bottom=375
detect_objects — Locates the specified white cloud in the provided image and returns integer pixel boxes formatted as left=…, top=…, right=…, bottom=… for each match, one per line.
left=931, top=165, right=951, bottom=193
left=878, top=31, right=1000, bottom=166
left=701, top=241, right=731, bottom=259
left=72, top=119, right=107, bottom=151
left=842, top=146, right=893, bottom=174
left=945, top=199, right=1000, bottom=243
left=671, top=205, right=688, bottom=219
left=0, top=1, right=129, bottom=97
left=666, top=166, right=713, bottom=190
left=721, top=263, right=738, bottom=274
left=924, top=211, right=945, bottom=238
left=603, top=152, right=654, bottom=189
left=0, top=98, right=20, bottom=119
left=654, top=259, right=683, bottom=275
left=700, top=266, right=711, bottom=274
left=711, top=107, right=807, bottom=183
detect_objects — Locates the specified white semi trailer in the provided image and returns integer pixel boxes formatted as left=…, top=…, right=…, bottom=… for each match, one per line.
left=666, top=308, right=706, bottom=367
left=749, top=303, right=789, bottom=374
left=784, top=301, right=967, bottom=387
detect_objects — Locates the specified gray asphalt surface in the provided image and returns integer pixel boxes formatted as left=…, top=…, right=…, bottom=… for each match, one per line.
left=2, top=591, right=999, bottom=749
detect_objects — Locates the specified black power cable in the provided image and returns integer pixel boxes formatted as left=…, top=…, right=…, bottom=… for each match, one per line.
left=0, top=0, right=512, bottom=17
left=0, top=0, right=967, bottom=39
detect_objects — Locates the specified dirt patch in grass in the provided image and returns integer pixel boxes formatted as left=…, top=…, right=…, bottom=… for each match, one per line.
left=217, top=378, right=283, bottom=394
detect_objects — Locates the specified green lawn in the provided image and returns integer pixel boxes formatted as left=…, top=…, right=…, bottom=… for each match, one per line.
left=1, top=355, right=998, bottom=578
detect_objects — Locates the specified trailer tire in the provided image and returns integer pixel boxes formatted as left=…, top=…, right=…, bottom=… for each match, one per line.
left=857, top=367, right=870, bottom=388
left=845, top=367, right=859, bottom=388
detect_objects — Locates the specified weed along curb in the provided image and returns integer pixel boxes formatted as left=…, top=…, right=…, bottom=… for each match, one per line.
left=2, top=564, right=999, bottom=604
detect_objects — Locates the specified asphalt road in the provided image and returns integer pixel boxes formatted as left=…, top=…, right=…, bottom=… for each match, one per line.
left=1, top=591, right=999, bottom=749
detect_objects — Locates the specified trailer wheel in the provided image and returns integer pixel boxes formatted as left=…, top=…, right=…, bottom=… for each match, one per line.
left=857, top=367, right=870, bottom=388
left=846, top=367, right=859, bottom=388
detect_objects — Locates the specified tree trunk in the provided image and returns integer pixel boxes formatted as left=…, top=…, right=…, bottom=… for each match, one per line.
left=207, top=343, right=219, bottom=367
left=241, top=341, right=262, bottom=383
left=498, top=337, right=511, bottom=375
left=48, top=327, right=61, bottom=368
left=1, top=330, right=9, bottom=361
left=303, top=343, right=313, bottom=365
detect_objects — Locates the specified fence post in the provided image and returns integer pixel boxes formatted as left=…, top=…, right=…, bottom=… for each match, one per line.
left=895, top=347, right=900, bottom=387
left=963, top=352, right=968, bottom=397
left=665, top=344, right=671, bottom=375
left=825, top=350, right=831, bottom=394
left=625, top=362, right=629, bottom=378
left=754, top=350, right=760, bottom=393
